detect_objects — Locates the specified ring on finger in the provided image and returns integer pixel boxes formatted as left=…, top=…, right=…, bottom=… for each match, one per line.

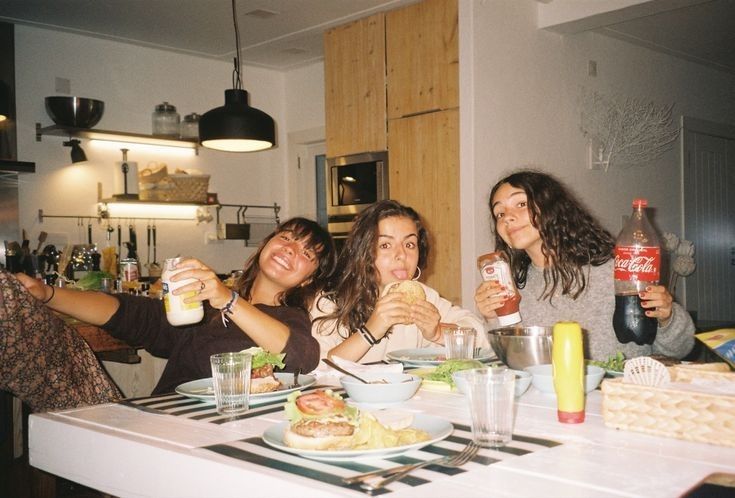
left=199, top=280, right=206, bottom=291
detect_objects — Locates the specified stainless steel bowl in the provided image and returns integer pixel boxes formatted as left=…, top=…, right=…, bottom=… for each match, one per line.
left=487, top=326, right=553, bottom=370
left=45, top=96, right=105, bottom=128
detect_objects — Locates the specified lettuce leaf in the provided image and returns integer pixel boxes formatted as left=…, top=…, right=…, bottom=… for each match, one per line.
left=240, top=346, right=286, bottom=370
left=426, top=359, right=484, bottom=385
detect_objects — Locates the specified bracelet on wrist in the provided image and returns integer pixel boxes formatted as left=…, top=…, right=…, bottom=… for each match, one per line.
left=219, top=290, right=239, bottom=327
left=41, top=285, right=56, bottom=304
left=358, top=325, right=384, bottom=346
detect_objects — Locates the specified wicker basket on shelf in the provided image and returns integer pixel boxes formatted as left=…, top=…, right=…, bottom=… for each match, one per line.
left=139, top=173, right=210, bottom=203
left=601, top=363, right=735, bottom=447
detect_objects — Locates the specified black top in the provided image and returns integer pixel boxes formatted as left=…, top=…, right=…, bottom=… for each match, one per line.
left=103, top=294, right=320, bottom=394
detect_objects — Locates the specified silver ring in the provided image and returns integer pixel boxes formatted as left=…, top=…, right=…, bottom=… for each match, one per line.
left=199, top=280, right=205, bottom=291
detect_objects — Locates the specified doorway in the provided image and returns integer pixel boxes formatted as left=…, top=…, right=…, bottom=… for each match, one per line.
left=681, top=116, right=735, bottom=322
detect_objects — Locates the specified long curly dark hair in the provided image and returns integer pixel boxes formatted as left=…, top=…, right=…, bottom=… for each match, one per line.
left=234, top=217, right=336, bottom=311
left=489, top=170, right=615, bottom=300
left=319, top=200, right=429, bottom=336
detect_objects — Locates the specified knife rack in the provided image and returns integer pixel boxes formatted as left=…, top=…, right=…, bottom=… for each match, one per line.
left=215, top=203, right=281, bottom=246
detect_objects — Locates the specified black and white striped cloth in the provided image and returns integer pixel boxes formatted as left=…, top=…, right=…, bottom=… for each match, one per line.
left=122, top=387, right=561, bottom=495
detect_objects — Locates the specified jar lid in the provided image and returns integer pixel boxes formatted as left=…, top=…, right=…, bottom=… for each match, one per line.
left=155, top=102, right=177, bottom=112
left=183, top=113, right=200, bottom=122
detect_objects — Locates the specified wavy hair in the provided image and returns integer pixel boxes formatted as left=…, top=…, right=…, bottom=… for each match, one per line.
left=234, top=217, right=336, bottom=311
left=489, top=170, right=615, bottom=300
left=319, top=200, right=429, bottom=336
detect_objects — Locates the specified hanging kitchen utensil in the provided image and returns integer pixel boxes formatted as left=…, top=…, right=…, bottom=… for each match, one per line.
left=35, top=231, right=48, bottom=254
left=127, top=224, right=138, bottom=260
left=152, top=223, right=157, bottom=265
left=117, top=223, right=122, bottom=257
left=146, top=223, right=151, bottom=265
left=87, top=219, right=93, bottom=245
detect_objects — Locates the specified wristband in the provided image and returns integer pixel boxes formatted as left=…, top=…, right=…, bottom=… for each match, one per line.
left=220, top=290, right=239, bottom=327
left=41, top=285, right=55, bottom=304
left=358, top=325, right=384, bottom=346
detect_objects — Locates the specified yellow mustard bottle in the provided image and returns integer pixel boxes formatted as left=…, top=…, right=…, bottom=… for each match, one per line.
left=552, top=321, right=585, bottom=423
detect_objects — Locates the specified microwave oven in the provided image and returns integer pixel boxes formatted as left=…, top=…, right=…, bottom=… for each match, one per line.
left=325, top=151, right=389, bottom=219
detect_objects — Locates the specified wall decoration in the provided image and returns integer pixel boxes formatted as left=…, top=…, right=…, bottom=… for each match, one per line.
left=579, top=89, right=679, bottom=171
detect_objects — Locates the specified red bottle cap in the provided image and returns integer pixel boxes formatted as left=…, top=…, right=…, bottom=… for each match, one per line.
left=557, top=409, right=585, bottom=424
left=632, top=198, right=648, bottom=208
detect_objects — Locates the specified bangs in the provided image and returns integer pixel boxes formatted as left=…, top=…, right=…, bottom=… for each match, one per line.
left=278, top=219, right=329, bottom=257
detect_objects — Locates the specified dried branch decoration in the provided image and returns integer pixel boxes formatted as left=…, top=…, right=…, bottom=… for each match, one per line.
left=579, top=89, right=679, bottom=171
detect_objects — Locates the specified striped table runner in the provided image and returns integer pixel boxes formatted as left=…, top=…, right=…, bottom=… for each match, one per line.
left=121, top=389, right=561, bottom=495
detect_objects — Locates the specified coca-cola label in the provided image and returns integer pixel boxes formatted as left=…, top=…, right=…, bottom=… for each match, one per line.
left=614, top=246, right=661, bottom=282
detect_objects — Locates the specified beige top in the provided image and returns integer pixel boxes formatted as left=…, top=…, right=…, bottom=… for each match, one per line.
left=311, top=282, right=488, bottom=363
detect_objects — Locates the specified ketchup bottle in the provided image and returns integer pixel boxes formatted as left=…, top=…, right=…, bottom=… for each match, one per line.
left=477, top=252, right=521, bottom=326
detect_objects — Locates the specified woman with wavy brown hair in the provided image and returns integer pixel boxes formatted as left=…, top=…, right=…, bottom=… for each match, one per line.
left=474, top=169, right=694, bottom=361
left=312, top=200, right=485, bottom=362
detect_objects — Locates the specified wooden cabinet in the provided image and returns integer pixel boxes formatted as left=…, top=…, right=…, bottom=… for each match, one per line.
left=385, top=0, right=458, bottom=119
left=324, top=13, right=386, bottom=158
left=388, top=109, right=460, bottom=303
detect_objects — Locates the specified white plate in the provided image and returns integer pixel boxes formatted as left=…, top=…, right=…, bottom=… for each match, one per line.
left=175, top=373, right=316, bottom=404
left=386, top=347, right=496, bottom=366
left=261, top=414, right=453, bottom=461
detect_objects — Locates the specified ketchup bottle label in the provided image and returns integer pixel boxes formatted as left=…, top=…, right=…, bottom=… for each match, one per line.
left=613, top=246, right=661, bottom=282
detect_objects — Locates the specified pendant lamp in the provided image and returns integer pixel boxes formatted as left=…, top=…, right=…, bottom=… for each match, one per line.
left=199, top=0, right=275, bottom=152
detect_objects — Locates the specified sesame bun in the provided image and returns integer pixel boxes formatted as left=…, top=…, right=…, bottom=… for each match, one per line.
left=384, top=280, right=426, bottom=304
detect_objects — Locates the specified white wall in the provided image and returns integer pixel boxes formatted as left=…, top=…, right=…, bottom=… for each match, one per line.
left=459, top=0, right=735, bottom=306
left=13, top=25, right=324, bottom=275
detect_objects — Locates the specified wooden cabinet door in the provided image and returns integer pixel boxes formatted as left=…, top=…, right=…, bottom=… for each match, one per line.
left=388, top=109, right=460, bottom=303
left=324, top=13, right=386, bottom=158
left=386, top=0, right=458, bottom=120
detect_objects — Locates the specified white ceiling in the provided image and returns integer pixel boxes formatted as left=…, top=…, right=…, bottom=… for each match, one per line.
left=0, top=0, right=734, bottom=73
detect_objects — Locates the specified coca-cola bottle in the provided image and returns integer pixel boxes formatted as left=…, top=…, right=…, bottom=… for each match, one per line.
left=612, top=199, right=661, bottom=345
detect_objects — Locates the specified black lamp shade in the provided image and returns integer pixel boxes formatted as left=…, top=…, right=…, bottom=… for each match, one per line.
left=199, top=89, right=275, bottom=152
left=63, top=138, right=87, bottom=163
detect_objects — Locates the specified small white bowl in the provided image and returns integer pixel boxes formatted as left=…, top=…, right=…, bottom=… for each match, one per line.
left=452, top=368, right=532, bottom=397
left=340, top=373, right=421, bottom=405
left=524, top=364, right=605, bottom=395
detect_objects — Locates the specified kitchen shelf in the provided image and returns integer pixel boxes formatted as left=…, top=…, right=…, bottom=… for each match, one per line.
left=35, top=123, right=199, bottom=153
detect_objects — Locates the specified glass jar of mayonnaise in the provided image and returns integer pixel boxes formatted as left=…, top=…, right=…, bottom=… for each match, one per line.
left=162, top=257, right=204, bottom=326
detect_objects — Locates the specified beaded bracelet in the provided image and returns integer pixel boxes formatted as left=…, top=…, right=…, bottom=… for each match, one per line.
left=220, top=290, right=239, bottom=327
left=42, top=285, right=56, bottom=304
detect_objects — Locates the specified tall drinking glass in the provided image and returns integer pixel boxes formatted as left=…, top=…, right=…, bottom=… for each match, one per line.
left=210, top=352, right=251, bottom=416
left=455, top=367, right=515, bottom=447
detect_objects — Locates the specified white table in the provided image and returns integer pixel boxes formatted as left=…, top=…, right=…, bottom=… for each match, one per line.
left=29, top=379, right=734, bottom=498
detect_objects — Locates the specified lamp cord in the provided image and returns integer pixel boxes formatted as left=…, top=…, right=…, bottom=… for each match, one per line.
left=231, top=0, right=243, bottom=91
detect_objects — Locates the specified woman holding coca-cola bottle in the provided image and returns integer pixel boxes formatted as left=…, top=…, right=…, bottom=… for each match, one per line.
left=474, top=169, right=694, bottom=362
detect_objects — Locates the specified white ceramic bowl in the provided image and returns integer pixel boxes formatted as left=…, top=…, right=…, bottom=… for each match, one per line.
left=339, top=373, right=421, bottom=404
left=524, top=364, right=605, bottom=395
left=452, top=368, right=532, bottom=397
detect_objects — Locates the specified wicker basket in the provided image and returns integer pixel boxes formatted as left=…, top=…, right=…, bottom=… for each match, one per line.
left=139, top=173, right=209, bottom=203
left=601, top=363, right=735, bottom=447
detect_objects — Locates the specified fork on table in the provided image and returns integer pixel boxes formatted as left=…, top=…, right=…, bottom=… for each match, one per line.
left=289, top=368, right=301, bottom=389
left=343, top=441, right=480, bottom=491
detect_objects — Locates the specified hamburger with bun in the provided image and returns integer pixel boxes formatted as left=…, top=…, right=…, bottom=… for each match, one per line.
left=241, top=347, right=286, bottom=394
left=283, top=390, right=359, bottom=450
left=384, top=280, right=426, bottom=304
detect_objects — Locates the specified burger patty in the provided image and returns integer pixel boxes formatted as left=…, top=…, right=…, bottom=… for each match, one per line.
left=251, top=364, right=274, bottom=379
left=291, top=420, right=355, bottom=438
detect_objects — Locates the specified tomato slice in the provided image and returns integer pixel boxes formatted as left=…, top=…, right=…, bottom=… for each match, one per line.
left=295, top=390, right=345, bottom=416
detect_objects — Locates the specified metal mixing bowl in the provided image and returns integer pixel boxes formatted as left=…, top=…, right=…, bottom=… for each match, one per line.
left=45, top=96, right=105, bottom=128
left=487, top=326, right=553, bottom=370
